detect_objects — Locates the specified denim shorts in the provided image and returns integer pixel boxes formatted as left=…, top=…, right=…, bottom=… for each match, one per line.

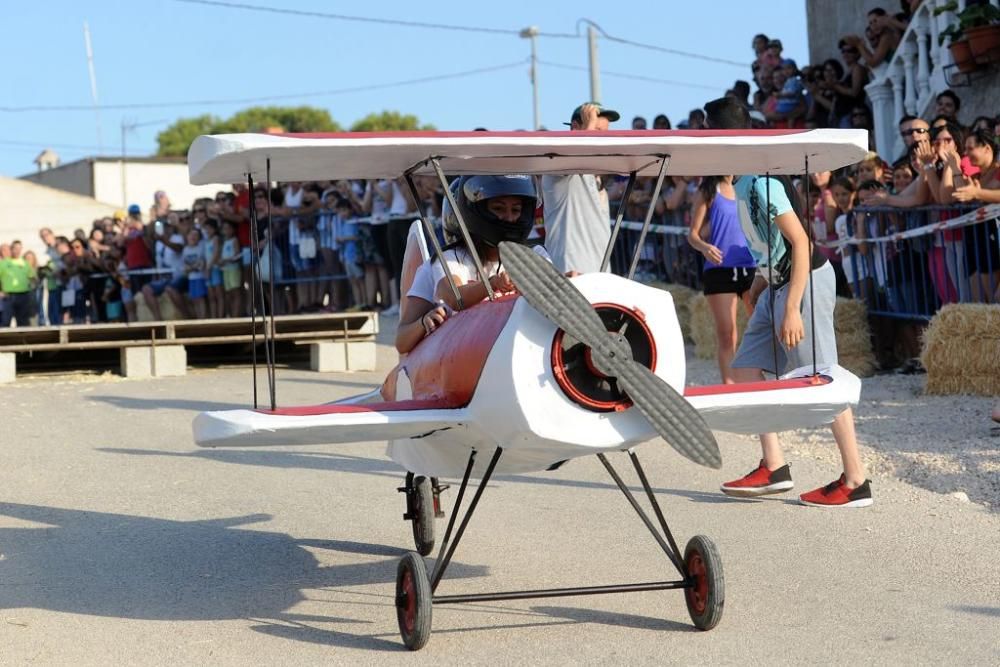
left=208, top=267, right=224, bottom=287
left=732, top=260, right=839, bottom=376
left=188, top=277, right=208, bottom=299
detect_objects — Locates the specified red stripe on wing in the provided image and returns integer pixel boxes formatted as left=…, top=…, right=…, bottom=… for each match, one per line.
left=257, top=399, right=456, bottom=416
left=684, top=375, right=832, bottom=397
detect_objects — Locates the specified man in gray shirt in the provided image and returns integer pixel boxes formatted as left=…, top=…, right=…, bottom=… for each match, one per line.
left=541, top=102, right=619, bottom=273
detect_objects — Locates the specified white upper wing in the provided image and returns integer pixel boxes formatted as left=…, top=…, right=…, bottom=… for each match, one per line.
left=189, top=129, right=869, bottom=184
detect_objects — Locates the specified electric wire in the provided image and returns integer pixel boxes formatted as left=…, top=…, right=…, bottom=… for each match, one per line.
left=173, top=0, right=579, bottom=37
left=537, top=59, right=719, bottom=90
left=578, top=19, right=747, bottom=68
left=0, top=61, right=528, bottom=112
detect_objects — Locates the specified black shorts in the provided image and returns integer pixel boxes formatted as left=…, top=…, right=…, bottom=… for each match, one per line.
left=703, top=267, right=755, bottom=295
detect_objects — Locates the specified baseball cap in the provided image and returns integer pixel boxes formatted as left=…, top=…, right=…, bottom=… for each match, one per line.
left=113, top=209, right=126, bottom=221
left=564, top=102, right=621, bottom=126
left=127, top=204, right=141, bottom=215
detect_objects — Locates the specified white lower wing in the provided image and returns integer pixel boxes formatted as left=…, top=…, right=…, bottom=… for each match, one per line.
left=193, top=401, right=471, bottom=447
left=685, top=364, right=861, bottom=434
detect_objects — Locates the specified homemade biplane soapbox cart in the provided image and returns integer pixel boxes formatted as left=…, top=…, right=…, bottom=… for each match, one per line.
left=188, top=129, right=867, bottom=649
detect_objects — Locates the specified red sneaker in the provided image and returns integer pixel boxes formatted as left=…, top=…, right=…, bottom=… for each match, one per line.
left=799, top=475, right=873, bottom=508
left=720, top=460, right=794, bottom=497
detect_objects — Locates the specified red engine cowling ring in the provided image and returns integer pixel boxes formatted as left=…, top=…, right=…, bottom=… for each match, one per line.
left=550, top=303, right=657, bottom=412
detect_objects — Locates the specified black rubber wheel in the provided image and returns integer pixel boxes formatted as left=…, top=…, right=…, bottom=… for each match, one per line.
left=411, top=476, right=436, bottom=556
left=396, top=552, right=433, bottom=650
left=684, top=535, right=725, bottom=630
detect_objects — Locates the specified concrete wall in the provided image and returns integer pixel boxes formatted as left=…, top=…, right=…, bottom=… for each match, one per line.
left=806, top=0, right=887, bottom=66
left=92, top=161, right=224, bottom=213
left=20, top=159, right=93, bottom=199
left=951, top=69, right=1000, bottom=125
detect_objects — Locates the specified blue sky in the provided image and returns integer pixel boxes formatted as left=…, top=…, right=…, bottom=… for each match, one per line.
left=1, top=0, right=807, bottom=178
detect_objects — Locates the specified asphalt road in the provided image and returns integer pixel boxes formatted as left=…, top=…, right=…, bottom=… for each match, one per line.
left=1, top=336, right=997, bottom=665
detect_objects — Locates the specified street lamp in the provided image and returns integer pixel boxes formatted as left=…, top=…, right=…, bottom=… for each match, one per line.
left=520, top=26, right=540, bottom=130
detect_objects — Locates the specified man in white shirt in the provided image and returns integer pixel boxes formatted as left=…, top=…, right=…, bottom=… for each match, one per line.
left=541, top=102, right=619, bottom=274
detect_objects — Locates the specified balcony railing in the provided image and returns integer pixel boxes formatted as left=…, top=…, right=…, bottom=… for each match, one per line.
left=865, top=0, right=999, bottom=161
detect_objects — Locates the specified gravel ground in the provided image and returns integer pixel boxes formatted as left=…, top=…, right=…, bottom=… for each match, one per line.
left=685, top=355, right=999, bottom=511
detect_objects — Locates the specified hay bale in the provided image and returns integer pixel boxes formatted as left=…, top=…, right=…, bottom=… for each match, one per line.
left=834, top=297, right=875, bottom=378
left=921, top=304, right=1000, bottom=395
left=649, top=282, right=698, bottom=342
left=687, top=293, right=750, bottom=360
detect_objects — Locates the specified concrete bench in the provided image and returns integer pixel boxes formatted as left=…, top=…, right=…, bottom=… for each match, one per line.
left=0, top=312, right=378, bottom=382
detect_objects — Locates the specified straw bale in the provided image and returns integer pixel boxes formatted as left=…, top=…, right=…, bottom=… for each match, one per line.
left=921, top=304, right=1000, bottom=395
left=834, top=298, right=875, bottom=377
left=687, top=294, right=750, bottom=360
left=838, top=353, right=876, bottom=378
left=925, top=374, right=1000, bottom=396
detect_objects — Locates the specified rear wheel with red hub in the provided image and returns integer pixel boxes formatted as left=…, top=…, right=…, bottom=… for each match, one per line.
left=395, top=552, right=432, bottom=650
left=683, top=535, right=724, bottom=630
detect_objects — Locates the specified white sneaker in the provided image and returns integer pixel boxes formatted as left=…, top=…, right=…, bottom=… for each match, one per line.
left=382, top=304, right=400, bottom=316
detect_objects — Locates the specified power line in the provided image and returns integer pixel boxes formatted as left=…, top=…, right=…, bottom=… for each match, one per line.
left=0, top=138, right=153, bottom=151
left=537, top=60, right=720, bottom=91
left=174, top=0, right=579, bottom=38
left=0, top=61, right=528, bottom=113
left=580, top=19, right=747, bottom=68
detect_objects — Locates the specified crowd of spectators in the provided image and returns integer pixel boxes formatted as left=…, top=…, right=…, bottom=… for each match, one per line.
left=1, top=1, right=997, bottom=337
left=0, top=178, right=449, bottom=328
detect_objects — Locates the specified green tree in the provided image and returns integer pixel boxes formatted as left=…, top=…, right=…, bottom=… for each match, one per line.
left=350, top=110, right=435, bottom=132
left=215, top=106, right=341, bottom=134
left=155, top=114, right=219, bottom=156
left=156, top=106, right=342, bottom=156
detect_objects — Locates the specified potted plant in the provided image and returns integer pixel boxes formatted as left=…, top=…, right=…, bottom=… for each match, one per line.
left=961, top=3, right=1000, bottom=59
left=935, top=1, right=1000, bottom=67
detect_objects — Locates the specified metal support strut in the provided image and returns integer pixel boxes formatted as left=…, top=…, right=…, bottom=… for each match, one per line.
left=431, top=447, right=502, bottom=592
left=429, top=450, right=692, bottom=606
left=402, top=169, right=465, bottom=311
left=600, top=170, right=637, bottom=273
left=627, top=156, right=671, bottom=280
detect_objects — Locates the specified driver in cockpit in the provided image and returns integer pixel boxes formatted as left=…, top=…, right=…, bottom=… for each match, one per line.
left=395, top=175, right=546, bottom=354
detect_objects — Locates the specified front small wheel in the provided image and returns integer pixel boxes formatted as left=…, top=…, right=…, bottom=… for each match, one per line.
left=684, top=535, right=724, bottom=630
left=396, top=552, right=432, bottom=650
left=411, top=476, right=436, bottom=556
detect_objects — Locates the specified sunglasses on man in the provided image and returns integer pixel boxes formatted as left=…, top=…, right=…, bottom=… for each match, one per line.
left=901, top=127, right=929, bottom=137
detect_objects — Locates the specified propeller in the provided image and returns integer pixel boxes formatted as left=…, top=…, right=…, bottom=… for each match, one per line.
left=499, top=242, right=721, bottom=469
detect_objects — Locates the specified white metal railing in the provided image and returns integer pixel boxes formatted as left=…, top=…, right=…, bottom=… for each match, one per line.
left=864, top=0, right=988, bottom=161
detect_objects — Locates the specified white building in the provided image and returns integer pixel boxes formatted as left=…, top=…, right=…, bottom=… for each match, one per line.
left=0, top=177, right=119, bottom=258
left=20, top=156, right=225, bottom=214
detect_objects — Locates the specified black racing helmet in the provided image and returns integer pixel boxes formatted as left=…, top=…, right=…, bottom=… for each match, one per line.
left=453, top=175, right=537, bottom=248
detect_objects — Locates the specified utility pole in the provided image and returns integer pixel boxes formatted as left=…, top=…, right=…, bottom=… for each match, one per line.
left=587, top=24, right=601, bottom=104
left=83, top=21, right=103, bottom=153
left=520, top=26, right=541, bottom=130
